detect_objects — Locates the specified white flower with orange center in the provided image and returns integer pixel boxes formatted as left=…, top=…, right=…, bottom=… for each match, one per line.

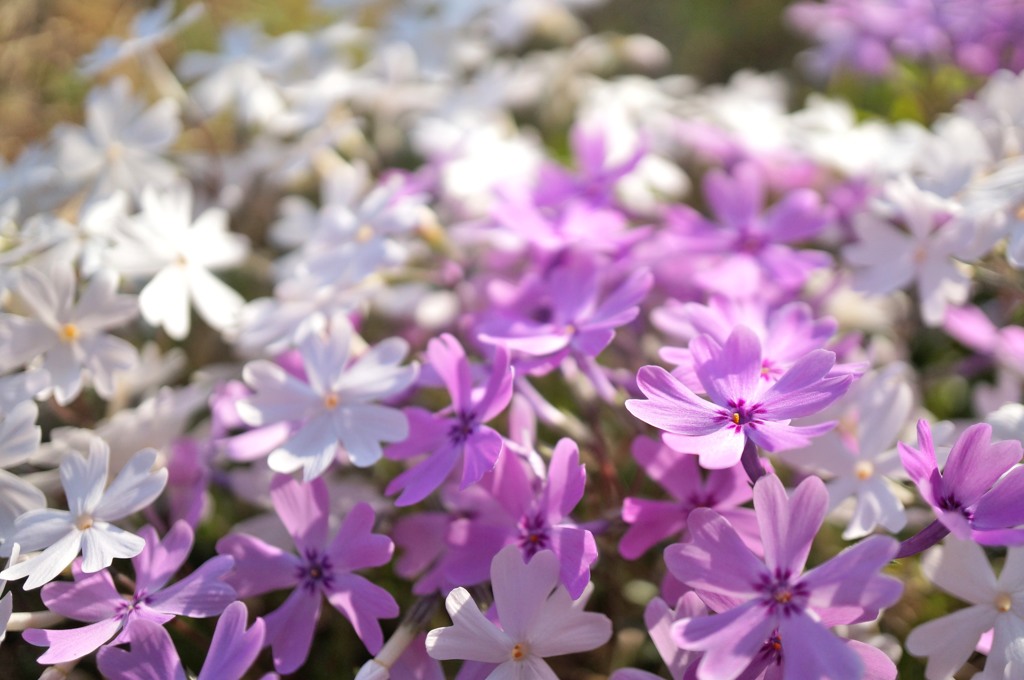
left=0, top=440, right=167, bottom=590
left=0, top=264, right=139, bottom=405
left=426, top=545, right=612, bottom=678
left=236, top=317, right=417, bottom=481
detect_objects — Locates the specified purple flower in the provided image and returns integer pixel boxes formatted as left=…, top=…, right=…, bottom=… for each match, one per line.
left=434, top=438, right=598, bottom=599
left=96, top=601, right=265, bottom=680
left=626, top=325, right=852, bottom=469
left=666, top=475, right=901, bottom=680
left=653, top=296, right=845, bottom=390
left=664, top=162, right=833, bottom=293
left=899, top=419, right=1024, bottom=545
left=619, top=435, right=757, bottom=560
left=22, top=521, right=236, bottom=664
left=216, top=474, right=398, bottom=674
left=479, top=255, right=652, bottom=378
left=386, top=334, right=514, bottom=507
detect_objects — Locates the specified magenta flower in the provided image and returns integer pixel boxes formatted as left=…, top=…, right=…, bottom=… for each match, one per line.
left=216, top=474, right=398, bottom=674
left=626, top=325, right=852, bottom=469
left=23, top=521, right=236, bottom=664
left=386, top=334, right=514, bottom=507
left=425, top=545, right=612, bottom=676
left=619, top=435, right=757, bottom=560
left=899, top=419, right=1024, bottom=546
left=666, top=475, right=901, bottom=680
left=96, top=601, right=265, bottom=680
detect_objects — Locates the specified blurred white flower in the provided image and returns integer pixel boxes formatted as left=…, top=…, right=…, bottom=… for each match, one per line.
left=0, top=265, right=138, bottom=405
left=108, top=182, right=249, bottom=340
left=53, top=77, right=181, bottom=199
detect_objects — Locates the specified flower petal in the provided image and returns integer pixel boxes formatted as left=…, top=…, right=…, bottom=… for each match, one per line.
left=426, top=587, right=512, bottom=663
left=755, top=475, right=826, bottom=577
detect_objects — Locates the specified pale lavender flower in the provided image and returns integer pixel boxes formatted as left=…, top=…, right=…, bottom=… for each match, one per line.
left=237, top=319, right=417, bottom=481
left=626, top=325, right=852, bottom=469
left=906, top=537, right=1024, bottom=680
left=0, top=264, right=138, bottom=405
left=425, top=544, right=612, bottom=677
left=216, top=475, right=398, bottom=674
left=22, top=521, right=235, bottom=664
left=97, top=601, right=264, bottom=680
left=666, top=475, right=901, bottom=680
left=0, top=441, right=167, bottom=590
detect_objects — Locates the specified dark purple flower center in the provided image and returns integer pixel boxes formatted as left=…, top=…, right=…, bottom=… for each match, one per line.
left=937, top=494, right=974, bottom=520
left=448, top=410, right=477, bottom=445
left=755, top=569, right=809, bottom=617
left=723, top=398, right=765, bottom=430
left=517, top=513, right=551, bottom=558
left=297, top=549, right=334, bottom=593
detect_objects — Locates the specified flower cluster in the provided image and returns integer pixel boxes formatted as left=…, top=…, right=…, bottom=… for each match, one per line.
left=1, top=0, right=1023, bottom=678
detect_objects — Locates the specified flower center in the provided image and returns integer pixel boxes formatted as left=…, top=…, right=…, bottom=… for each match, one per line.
left=60, top=323, right=81, bottom=342
left=297, top=550, right=334, bottom=593
left=731, top=412, right=741, bottom=424
left=75, top=514, right=94, bottom=531
left=995, top=592, right=1013, bottom=613
left=511, top=642, right=528, bottom=661
left=323, top=392, right=340, bottom=410
left=448, top=410, right=477, bottom=445
left=356, top=224, right=374, bottom=243
left=757, top=570, right=808, bottom=616
left=518, top=513, right=550, bottom=558
left=855, top=460, right=874, bottom=480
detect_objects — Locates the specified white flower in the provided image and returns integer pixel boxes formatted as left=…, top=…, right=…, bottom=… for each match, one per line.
left=782, top=364, right=915, bottom=539
left=177, top=24, right=286, bottom=126
left=237, top=319, right=417, bottom=480
left=426, top=545, right=612, bottom=676
left=0, top=265, right=139, bottom=405
left=0, top=543, right=20, bottom=647
left=845, top=174, right=990, bottom=326
left=0, top=441, right=167, bottom=589
left=53, top=77, right=181, bottom=199
left=907, top=537, right=1024, bottom=680
left=233, top=249, right=383, bottom=355
left=79, top=1, right=205, bottom=76
left=108, top=182, right=249, bottom=340
left=0, top=398, right=45, bottom=546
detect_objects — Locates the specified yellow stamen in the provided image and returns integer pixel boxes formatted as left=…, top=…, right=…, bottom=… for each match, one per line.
left=324, top=393, right=340, bottom=410
left=75, top=514, right=94, bottom=531
left=773, top=591, right=792, bottom=604
left=356, top=224, right=375, bottom=243
left=60, top=323, right=81, bottom=342
left=855, top=460, right=874, bottom=481
left=731, top=412, right=741, bottom=425
left=511, top=643, right=527, bottom=661
left=995, top=592, right=1013, bottom=613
